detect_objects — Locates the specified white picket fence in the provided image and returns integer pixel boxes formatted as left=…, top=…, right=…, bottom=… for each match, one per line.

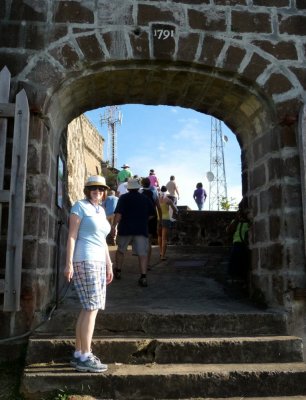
left=0, top=66, right=30, bottom=312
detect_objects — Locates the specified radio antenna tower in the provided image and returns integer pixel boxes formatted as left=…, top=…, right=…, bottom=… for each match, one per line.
left=207, top=117, right=228, bottom=210
left=100, top=106, right=122, bottom=168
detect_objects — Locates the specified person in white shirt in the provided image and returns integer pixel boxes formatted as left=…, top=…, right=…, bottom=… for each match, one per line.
left=166, top=175, right=179, bottom=205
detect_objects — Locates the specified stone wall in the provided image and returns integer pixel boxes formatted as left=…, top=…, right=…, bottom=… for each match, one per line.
left=67, top=114, right=104, bottom=204
left=0, top=0, right=306, bottom=337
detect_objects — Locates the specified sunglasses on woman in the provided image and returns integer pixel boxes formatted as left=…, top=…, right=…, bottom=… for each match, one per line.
left=88, top=186, right=106, bottom=192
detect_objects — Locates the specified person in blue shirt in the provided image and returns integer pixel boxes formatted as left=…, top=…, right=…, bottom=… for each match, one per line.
left=64, top=175, right=113, bottom=373
left=103, top=190, right=119, bottom=245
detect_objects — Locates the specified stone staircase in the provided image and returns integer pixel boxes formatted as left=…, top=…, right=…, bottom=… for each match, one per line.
left=20, top=246, right=306, bottom=399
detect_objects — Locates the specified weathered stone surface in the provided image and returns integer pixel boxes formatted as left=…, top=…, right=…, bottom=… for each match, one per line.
left=223, top=46, right=246, bottom=72
left=231, top=11, right=271, bottom=33
left=137, top=4, right=178, bottom=26
left=53, top=1, right=94, bottom=24
left=49, top=44, right=80, bottom=69
left=264, top=73, right=293, bottom=96
left=252, top=40, right=298, bottom=60
left=188, top=9, right=226, bottom=31
left=76, top=34, right=105, bottom=62
left=279, top=15, right=306, bottom=35
left=242, top=53, right=270, bottom=82
left=199, top=35, right=225, bottom=66
left=129, top=30, right=150, bottom=59
left=253, top=0, right=289, bottom=6
left=296, top=0, right=306, bottom=9
left=10, top=0, right=47, bottom=21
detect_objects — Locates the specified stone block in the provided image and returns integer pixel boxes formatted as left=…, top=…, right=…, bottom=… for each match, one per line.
left=129, top=30, right=150, bottom=59
left=252, top=40, right=298, bottom=60
left=199, top=36, right=225, bottom=67
left=22, top=239, right=38, bottom=269
left=279, top=15, right=306, bottom=35
left=242, top=53, right=270, bottom=82
left=283, top=184, right=302, bottom=208
left=223, top=46, right=246, bottom=73
left=96, top=2, right=133, bottom=25
left=49, top=44, right=80, bottom=69
left=263, top=73, right=293, bottom=96
left=249, top=164, right=266, bottom=191
left=290, top=67, right=306, bottom=90
left=76, top=34, right=106, bottom=62
left=214, top=0, right=245, bottom=4
left=53, top=1, right=94, bottom=23
left=259, top=185, right=282, bottom=213
left=137, top=4, right=177, bottom=26
left=24, top=206, right=40, bottom=236
left=279, top=125, right=297, bottom=148
left=173, top=0, right=209, bottom=4
left=269, top=215, right=281, bottom=241
left=231, top=11, right=271, bottom=33
left=267, top=157, right=282, bottom=181
left=188, top=9, right=226, bottom=31
left=296, top=0, right=306, bottom=9
left=25, top=60, right=64, bottom=90
left=10, top=0, right=47, bottom=21
left=27, top=143, right=41, bottom=175
left=253, top=218, right=268, bottom=243
left=282, top=155, right=301, bottom=179
left=253, top=0, right=289, bottom=6
left=260, top=243, right=283, bottom=271
left=177, top=33, right=200, bottom=62
left=25, top=24, right=45, bottom=50
left=0, top=23, right=21, bottom=48
left=283, top=211, right=304, bottom=240
left=275, top=99, right=301, bottom=128
left=152, top=23, right=176, bottom=60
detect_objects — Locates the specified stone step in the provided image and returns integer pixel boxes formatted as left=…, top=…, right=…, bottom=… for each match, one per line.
left=21, top=362, right=306, bottom=400
left=26, top=336, right=303, bottom=365
left=38, top=310, right=288, bottom=337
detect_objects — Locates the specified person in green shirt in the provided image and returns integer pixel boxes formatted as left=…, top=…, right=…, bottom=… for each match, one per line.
left=117, top=163, right=133, bottom=186
left=226, top=198, right=250, bottom=284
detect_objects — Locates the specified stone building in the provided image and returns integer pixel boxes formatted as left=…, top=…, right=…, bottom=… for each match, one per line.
left=67, top=114, right=104, bottom=204
left=0, top=1, right=306, bottom=343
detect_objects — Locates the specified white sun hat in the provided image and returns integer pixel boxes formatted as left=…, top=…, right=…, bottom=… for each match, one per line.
left=127, top=178, right=141, bottom=190
left=84, top=175, right=109, bottom=188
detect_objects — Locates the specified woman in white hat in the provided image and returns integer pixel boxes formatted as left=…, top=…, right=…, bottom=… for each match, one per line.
left=64, top=175, right=113, bottom=373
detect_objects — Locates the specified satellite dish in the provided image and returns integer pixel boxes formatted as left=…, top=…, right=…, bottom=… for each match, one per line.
left=222, top=135, right=228, bottom=143
left=206, top=171, right=214, bottom=182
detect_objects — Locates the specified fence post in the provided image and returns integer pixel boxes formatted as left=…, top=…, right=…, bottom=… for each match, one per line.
left=3, top=89, right=30, bottom=312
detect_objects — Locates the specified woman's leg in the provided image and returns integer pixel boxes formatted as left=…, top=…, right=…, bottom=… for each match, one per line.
left=161, top=227, right=168, bottom=258
left=77, top=309, right=99, bottom=354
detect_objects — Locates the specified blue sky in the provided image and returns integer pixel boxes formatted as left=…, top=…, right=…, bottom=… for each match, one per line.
left=85, top=105, right=242, bottom=210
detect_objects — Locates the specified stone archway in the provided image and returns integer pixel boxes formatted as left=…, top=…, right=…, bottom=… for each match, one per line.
left=1, top=0, right=305, bottom=335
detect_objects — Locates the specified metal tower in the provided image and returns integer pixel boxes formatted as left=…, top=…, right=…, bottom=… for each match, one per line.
left=208, top=117, right=228, bottom=210
left=100, top=106, right=122, bottom=168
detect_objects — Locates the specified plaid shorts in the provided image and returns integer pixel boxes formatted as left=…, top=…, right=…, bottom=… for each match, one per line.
left=73, top=261, right=106, bottom=310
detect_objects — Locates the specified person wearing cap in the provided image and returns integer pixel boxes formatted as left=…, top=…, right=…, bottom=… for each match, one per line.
left=64, top=175, right=113, bottom=373
left=111, top=178, right=156, bottom=287
left=116, top=163, right=133, bottom=186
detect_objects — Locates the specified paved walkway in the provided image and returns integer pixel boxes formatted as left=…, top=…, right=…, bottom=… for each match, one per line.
left=62, top=245, right=264, bottom=315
